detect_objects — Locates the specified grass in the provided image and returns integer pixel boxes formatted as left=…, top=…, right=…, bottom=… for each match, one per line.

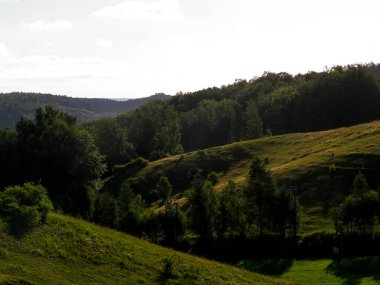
left=238, top=257, right=380, bottom=285
left=123, top=120, right=380, bottom=234
left=0, top=214, right=298, bottom=285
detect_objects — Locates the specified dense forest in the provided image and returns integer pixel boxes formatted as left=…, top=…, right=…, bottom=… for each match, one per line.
left=1, top=63, right=380, bottom=261
left=80, top=63, right=380, bottom=163
left=0, top=92, right=170, bottom=129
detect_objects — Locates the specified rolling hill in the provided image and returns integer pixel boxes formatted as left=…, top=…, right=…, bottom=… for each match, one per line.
left=106, top=120, right=380, bottom=234
left=0, top=92, right=170, bottom=129
left=0, top=213, right=297, bottom=285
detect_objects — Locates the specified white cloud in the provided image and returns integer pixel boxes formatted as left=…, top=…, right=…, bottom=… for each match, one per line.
left=96, top=38, right=113, bottom=48
left=19, top=20, right=73, bottom=31
left=0, top=0, right=19, bottom=2
left=0, top=43, right=10, bottom=57
left=93, top=0, right=182, bottom=21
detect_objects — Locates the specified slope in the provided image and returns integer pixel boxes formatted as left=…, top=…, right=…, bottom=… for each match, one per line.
left=121, top=121, right=380, bottom=233
left=0, top=213, right=297, bottom=285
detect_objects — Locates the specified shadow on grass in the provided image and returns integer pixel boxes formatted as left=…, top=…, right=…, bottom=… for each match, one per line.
left=326, top=256, right=380, bottom=285
left=237, top=259, right=293, bottom=276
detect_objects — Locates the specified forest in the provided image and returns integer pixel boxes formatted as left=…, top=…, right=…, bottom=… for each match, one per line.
left=1, top=63, right=380, bottom=263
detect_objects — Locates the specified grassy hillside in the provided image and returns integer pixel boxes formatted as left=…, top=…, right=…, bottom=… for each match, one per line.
left=0, top=214, right=297, bottom=285
left=111, top=121, right=380, bottom=233
left=0, top=92, right=170, bottom=129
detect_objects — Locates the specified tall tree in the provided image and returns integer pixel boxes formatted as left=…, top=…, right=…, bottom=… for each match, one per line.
left=245, top=156, right=277, bottom=236
left=186, top=177, right=219, bottom=241
left=16, top=106, right=106, bottom=217
left=218, top=180, right=246, bottom=239
left=118, top=101, right=182, bottom=159
left=334, top=173, right=380, bottom=234
left=83, top=117, right=135, bottom=171
left=243, top=100, right=263, bottom=140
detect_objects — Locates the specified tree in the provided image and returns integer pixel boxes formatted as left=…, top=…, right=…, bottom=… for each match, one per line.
left=243, top=100, right=263, bottom=140
left=157, top=204, right=187, bottom=245
left=245, top=156, right=277, bottom=236
left=180, top=99, right=240, bottom=150
left=16, top=106, right=106, bottom=217
left=151, top=176, right=172, bottom=205
left=333, top=173, right=380, bottom=234
left=0, top=129, right=18, bottom=188
left=118, top=101, right=182, bottom=159
left=269, top=187, right=300, bottom=238
left=217, top=180, right=246, bottom=239
left=0, top=182, right=53, bottom=232
left=83, top=118, right=135, bottom=171
left=92, top=193, right=118, bottom=228
left=186, top=178, right=219, bottom=241
left=118, top=180, right=149, bottom=235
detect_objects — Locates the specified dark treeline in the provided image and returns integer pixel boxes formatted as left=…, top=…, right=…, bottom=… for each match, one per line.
left=91, top=155, right=301, bottom=249
left=82, top=63, right=380, bottom=165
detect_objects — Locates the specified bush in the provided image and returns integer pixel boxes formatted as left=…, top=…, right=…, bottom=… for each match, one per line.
left=112, top=157, right=148, bottom=174
left=207, top=171, right=219, bottom=185
left=0, top=183, right=53, bottom=232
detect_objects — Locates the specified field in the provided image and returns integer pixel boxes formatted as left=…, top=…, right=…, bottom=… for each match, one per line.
left=0, top=214, right=297, bottom=285
left=238, top=257, right=380, bottom=285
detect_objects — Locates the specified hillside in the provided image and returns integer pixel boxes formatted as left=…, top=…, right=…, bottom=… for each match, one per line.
left=0, top=214, right=296, bottom=285
left=0, top=92, right=170, bottom=129
left=107, top=120, right=380, bottom=233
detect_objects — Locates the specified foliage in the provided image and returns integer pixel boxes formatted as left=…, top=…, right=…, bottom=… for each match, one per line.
left=117, top=180, right=151, bottom=236
left=180, top=99, right=243, bottom=150
left=206, top=171, right=219, bottom=186
left=151, top=176, right=172, bottom=204
left=0, top=129, right=18, bottom=188
left=243, top=100, right=263, bottom=140
left=333, top=173, right=380, bottom=234
left=186, top=179, right=219, bottom=241
left=15, top=106, right=106, bottom=217
left=217, top=180, right=246, bottom=239
left=0, top=183, right=52, bottom=232
left=245, top=157, right=277, bottom=235
left=245, top=157, right=300, bottom=237
left=157, top=205, right=187, bottom=245
left=82, top=117, right=135, bottom=171
left=92, top=193, right=118, bottom=228
left=118, top=100, right=182, bottom=159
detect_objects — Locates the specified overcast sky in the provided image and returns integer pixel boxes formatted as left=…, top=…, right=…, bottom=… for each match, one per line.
left=0, top=0, right=379, bottom=98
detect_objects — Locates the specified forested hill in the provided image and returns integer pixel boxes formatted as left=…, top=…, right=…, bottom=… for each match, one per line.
left=0, top=92, right=170, bottom=129
left=85, top=63, right=380, bottom=163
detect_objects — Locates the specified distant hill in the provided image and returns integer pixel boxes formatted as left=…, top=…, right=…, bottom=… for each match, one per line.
left=0, top=213, right=294, bottom=285
left=0, top=92, right=170, bottom=129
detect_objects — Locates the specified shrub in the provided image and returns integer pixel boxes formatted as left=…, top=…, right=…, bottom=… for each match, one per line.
left=160, top=257, right=176, bottom=280
left=0, top=183, right=53, bottom=232
left=207, top=171, right=219, bottom=185
left=112, top=157, right=148, bottom=174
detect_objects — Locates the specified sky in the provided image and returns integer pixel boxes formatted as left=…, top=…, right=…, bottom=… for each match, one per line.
left=0, top=0, right=379, bottom=98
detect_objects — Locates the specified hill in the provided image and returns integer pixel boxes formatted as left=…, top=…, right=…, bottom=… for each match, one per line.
left=106, top=120, right=380, bottom=233
left=0, top=92, right=170, bottom=129
left=0, top=213, right=296, bottom=285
